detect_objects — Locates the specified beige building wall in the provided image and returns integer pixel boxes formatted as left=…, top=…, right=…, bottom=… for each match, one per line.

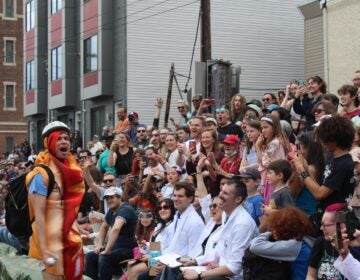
left=327, top=0, right=360, bottom=93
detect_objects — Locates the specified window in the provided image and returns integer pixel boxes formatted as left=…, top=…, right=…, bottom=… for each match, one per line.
left=84, top=35, right=98, bottom=73
left=6, top=137, right=14, bottom=153
left=26, top=60, right=35, bottom=90
left=4, top=0, right=14, bottom=18
left=4, top=84, right=15, bottom=110
left=4, top=39, right=15, bottom=64
left=26, top=1, right=35, bottom=31
left=51, top=46, right=62, bottom=80
left=51, top=0, right=62, bottom=14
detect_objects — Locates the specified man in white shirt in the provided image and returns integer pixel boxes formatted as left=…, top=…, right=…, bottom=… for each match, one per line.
left=182, top=179, right=258, bottom=280
left=138, top=182, right=205, bottom=280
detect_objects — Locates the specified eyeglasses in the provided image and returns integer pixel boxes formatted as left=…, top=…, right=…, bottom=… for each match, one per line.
left=314, top=109, right=325, bottom=114
left=209, top=203, right=218, bottom=209
left=103, top=179, right=114, bottom=183
left=262, top=98, right=271, bottom=102
left=177, top=106, right=185, bottom=110
left=139, top=213, right=154, bottom=219
left=215, top=108, right=226, bottom=113
left=137, top=130, right=146, bottom=133
left=157, top=204, right=171, bottom=211
left=320, top=223, right=335, bottom=229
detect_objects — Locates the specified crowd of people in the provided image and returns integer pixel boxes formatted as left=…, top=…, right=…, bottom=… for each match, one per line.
left=1, top=71, right=360, bottom=279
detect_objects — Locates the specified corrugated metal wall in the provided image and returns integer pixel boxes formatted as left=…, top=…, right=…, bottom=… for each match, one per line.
left=304, top=16, right=324, bottom=80
left=126, top=0, right=305, bottom=126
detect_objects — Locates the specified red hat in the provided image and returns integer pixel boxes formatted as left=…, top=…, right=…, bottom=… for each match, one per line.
left=222, top=134, right=239, bottom=145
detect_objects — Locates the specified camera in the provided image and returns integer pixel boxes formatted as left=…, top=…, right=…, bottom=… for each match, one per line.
left=128, top=114, right=134, bottom=121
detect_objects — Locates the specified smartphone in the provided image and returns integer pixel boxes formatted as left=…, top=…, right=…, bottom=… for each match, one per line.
left=298, top=79, right=305, bottom=86
left=204, top=99, right=215, bottom=105
left=189, top=140, right=196, bottom=154
left=142, top=155, right=149, bottom=165
left=296, top=143, right=301, bottom=151
left=334, top=222, right=343, bottom=250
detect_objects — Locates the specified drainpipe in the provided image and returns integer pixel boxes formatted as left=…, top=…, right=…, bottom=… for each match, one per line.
left=320, top=0, right=330, bottom=90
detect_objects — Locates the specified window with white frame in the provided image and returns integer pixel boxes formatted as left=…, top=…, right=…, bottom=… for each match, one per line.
left=4, top=0, right=15, bottom=18
left=26, top=60, right=35, bottom=90
left=51, top=45, right=62, bottom=81
left=3, top=83, right=15, bottom=110
left=51, top=0, right=62, bottom=14
left=4, top=39, right=15, bottom=64
left=84, top=35, right=98, bottom=73
left=26, top=0, right=35, bottom=31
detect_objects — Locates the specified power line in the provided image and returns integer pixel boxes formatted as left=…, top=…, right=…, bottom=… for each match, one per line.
left=184, top=7, right=201, bottom=93
left=6, top=0, right=200, bottom=59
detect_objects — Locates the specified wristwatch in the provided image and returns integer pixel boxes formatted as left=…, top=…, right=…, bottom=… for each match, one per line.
left=299, top=170, right=310, bottom=180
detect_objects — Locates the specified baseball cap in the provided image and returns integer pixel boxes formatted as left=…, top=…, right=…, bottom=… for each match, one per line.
left=239, top=168, right=261, bottom=180
left=222, top=134, right=239, bottom=145
left=246, top=104, right=261, bottom=116
left=128, top=112, right=139, bottom=119
left=103, top=187, right=123, bottom=198
left=206, top=117, right=218, bottom=126
left=265, top=104, right=280, bottom=112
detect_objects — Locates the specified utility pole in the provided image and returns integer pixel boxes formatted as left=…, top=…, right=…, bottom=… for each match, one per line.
left=200, top=0, right=211, bottom=62
left=164, top=63, right=175, bottom=128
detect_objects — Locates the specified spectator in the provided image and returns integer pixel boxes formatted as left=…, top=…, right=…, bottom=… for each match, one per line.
left=108, top=133, right=134, bottom=184
left=129, top=112, right=146, bottom=143
left=182, top=179, right=258, bottom=280
left=173, top=99, right=192, bottom=129
left=293, top=76, right=327, bottom=131
left=256, top=115, right=289, bottom=204
left=262, top=92, right=278, bottom=109
left=163, top=133, right=180, bottom=167
left=113, top=107, right=130, bottom=134
left=338, top=85, right=360, bottom=120
left=85, top=187, right=137, bottom=280
left=323, top=93, right=340, bottom=110
left=306, top=203, right=357, bottom=280
left=191, top=95, right=208, bottom=116
left=240, top=168, right=264, bottom=227
left=261, top=160, right=294, bottom=218
left=176, top=126, right=190, bottom=143
left=239, top=120, right=261, bottom=173
left=216, top=107, right=244, bottom=139
left=97, top=135, right=116, bottom=175
left=78, top=149, right=93, bottom=168
left=293, top=116, right=356, bottom=211
left=159, top=165, right=182, bottom=200
left=71, top=130, right=82, bottom=153
left=134, top=125, right=148, bottom=149
left=127, top=199, right=176, bottom=279
left=311, top=101, right=336, bottom=128
left=229, top=93, right=247, bottom=124
left=352, top=70, right=360, bottom=89
left=249, top=207, right=314, bottom=280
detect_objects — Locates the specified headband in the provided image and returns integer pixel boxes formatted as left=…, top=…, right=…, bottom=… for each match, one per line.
left=260, top=116, right=273, bottom=124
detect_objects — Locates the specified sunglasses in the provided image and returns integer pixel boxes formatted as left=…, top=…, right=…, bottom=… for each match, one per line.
left=262, top=98, right=271, bottom=102
left=139, top=213, right=154, bottom=219
left=314, top=109, right=325, bottom=114
left=215, top=108, right=226, bottom=113
left=103, top=179, right=114, bottom=183
left=157, top=204, right=171, bottom=211
left=177, top=106, right=185, bottom=110
left=209, top=203, right=218, bottom=209
left=137, top=130, right=146, bottom=133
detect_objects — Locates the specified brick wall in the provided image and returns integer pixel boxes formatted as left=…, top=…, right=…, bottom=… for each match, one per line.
left=0, top=0, right=27, bottom=153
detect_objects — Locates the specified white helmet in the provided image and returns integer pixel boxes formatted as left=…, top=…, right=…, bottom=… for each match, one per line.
left=42, top=121, right=70, bottom=138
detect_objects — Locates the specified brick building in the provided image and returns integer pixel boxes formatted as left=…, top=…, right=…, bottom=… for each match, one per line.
left=0, top=0, right=27, bottom=155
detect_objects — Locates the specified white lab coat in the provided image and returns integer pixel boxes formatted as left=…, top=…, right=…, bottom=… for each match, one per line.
left=165, top=204, right=205, bottom=257
left=214, top=205, right=258, bottom=280
left=192, top=219, right=223, bottom=265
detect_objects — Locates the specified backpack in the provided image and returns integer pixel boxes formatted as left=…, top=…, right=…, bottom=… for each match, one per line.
left=5, top=164, right=55, bottom=239
left=242, top=248, right=291, bottom=280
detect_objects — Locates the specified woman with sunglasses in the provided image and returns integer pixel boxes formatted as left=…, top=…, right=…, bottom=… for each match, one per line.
left=127, top=199, right=176, bottom=280
left=172, top=100, right=192, bottom=129
left=311, top=101, right=336, bottom=127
